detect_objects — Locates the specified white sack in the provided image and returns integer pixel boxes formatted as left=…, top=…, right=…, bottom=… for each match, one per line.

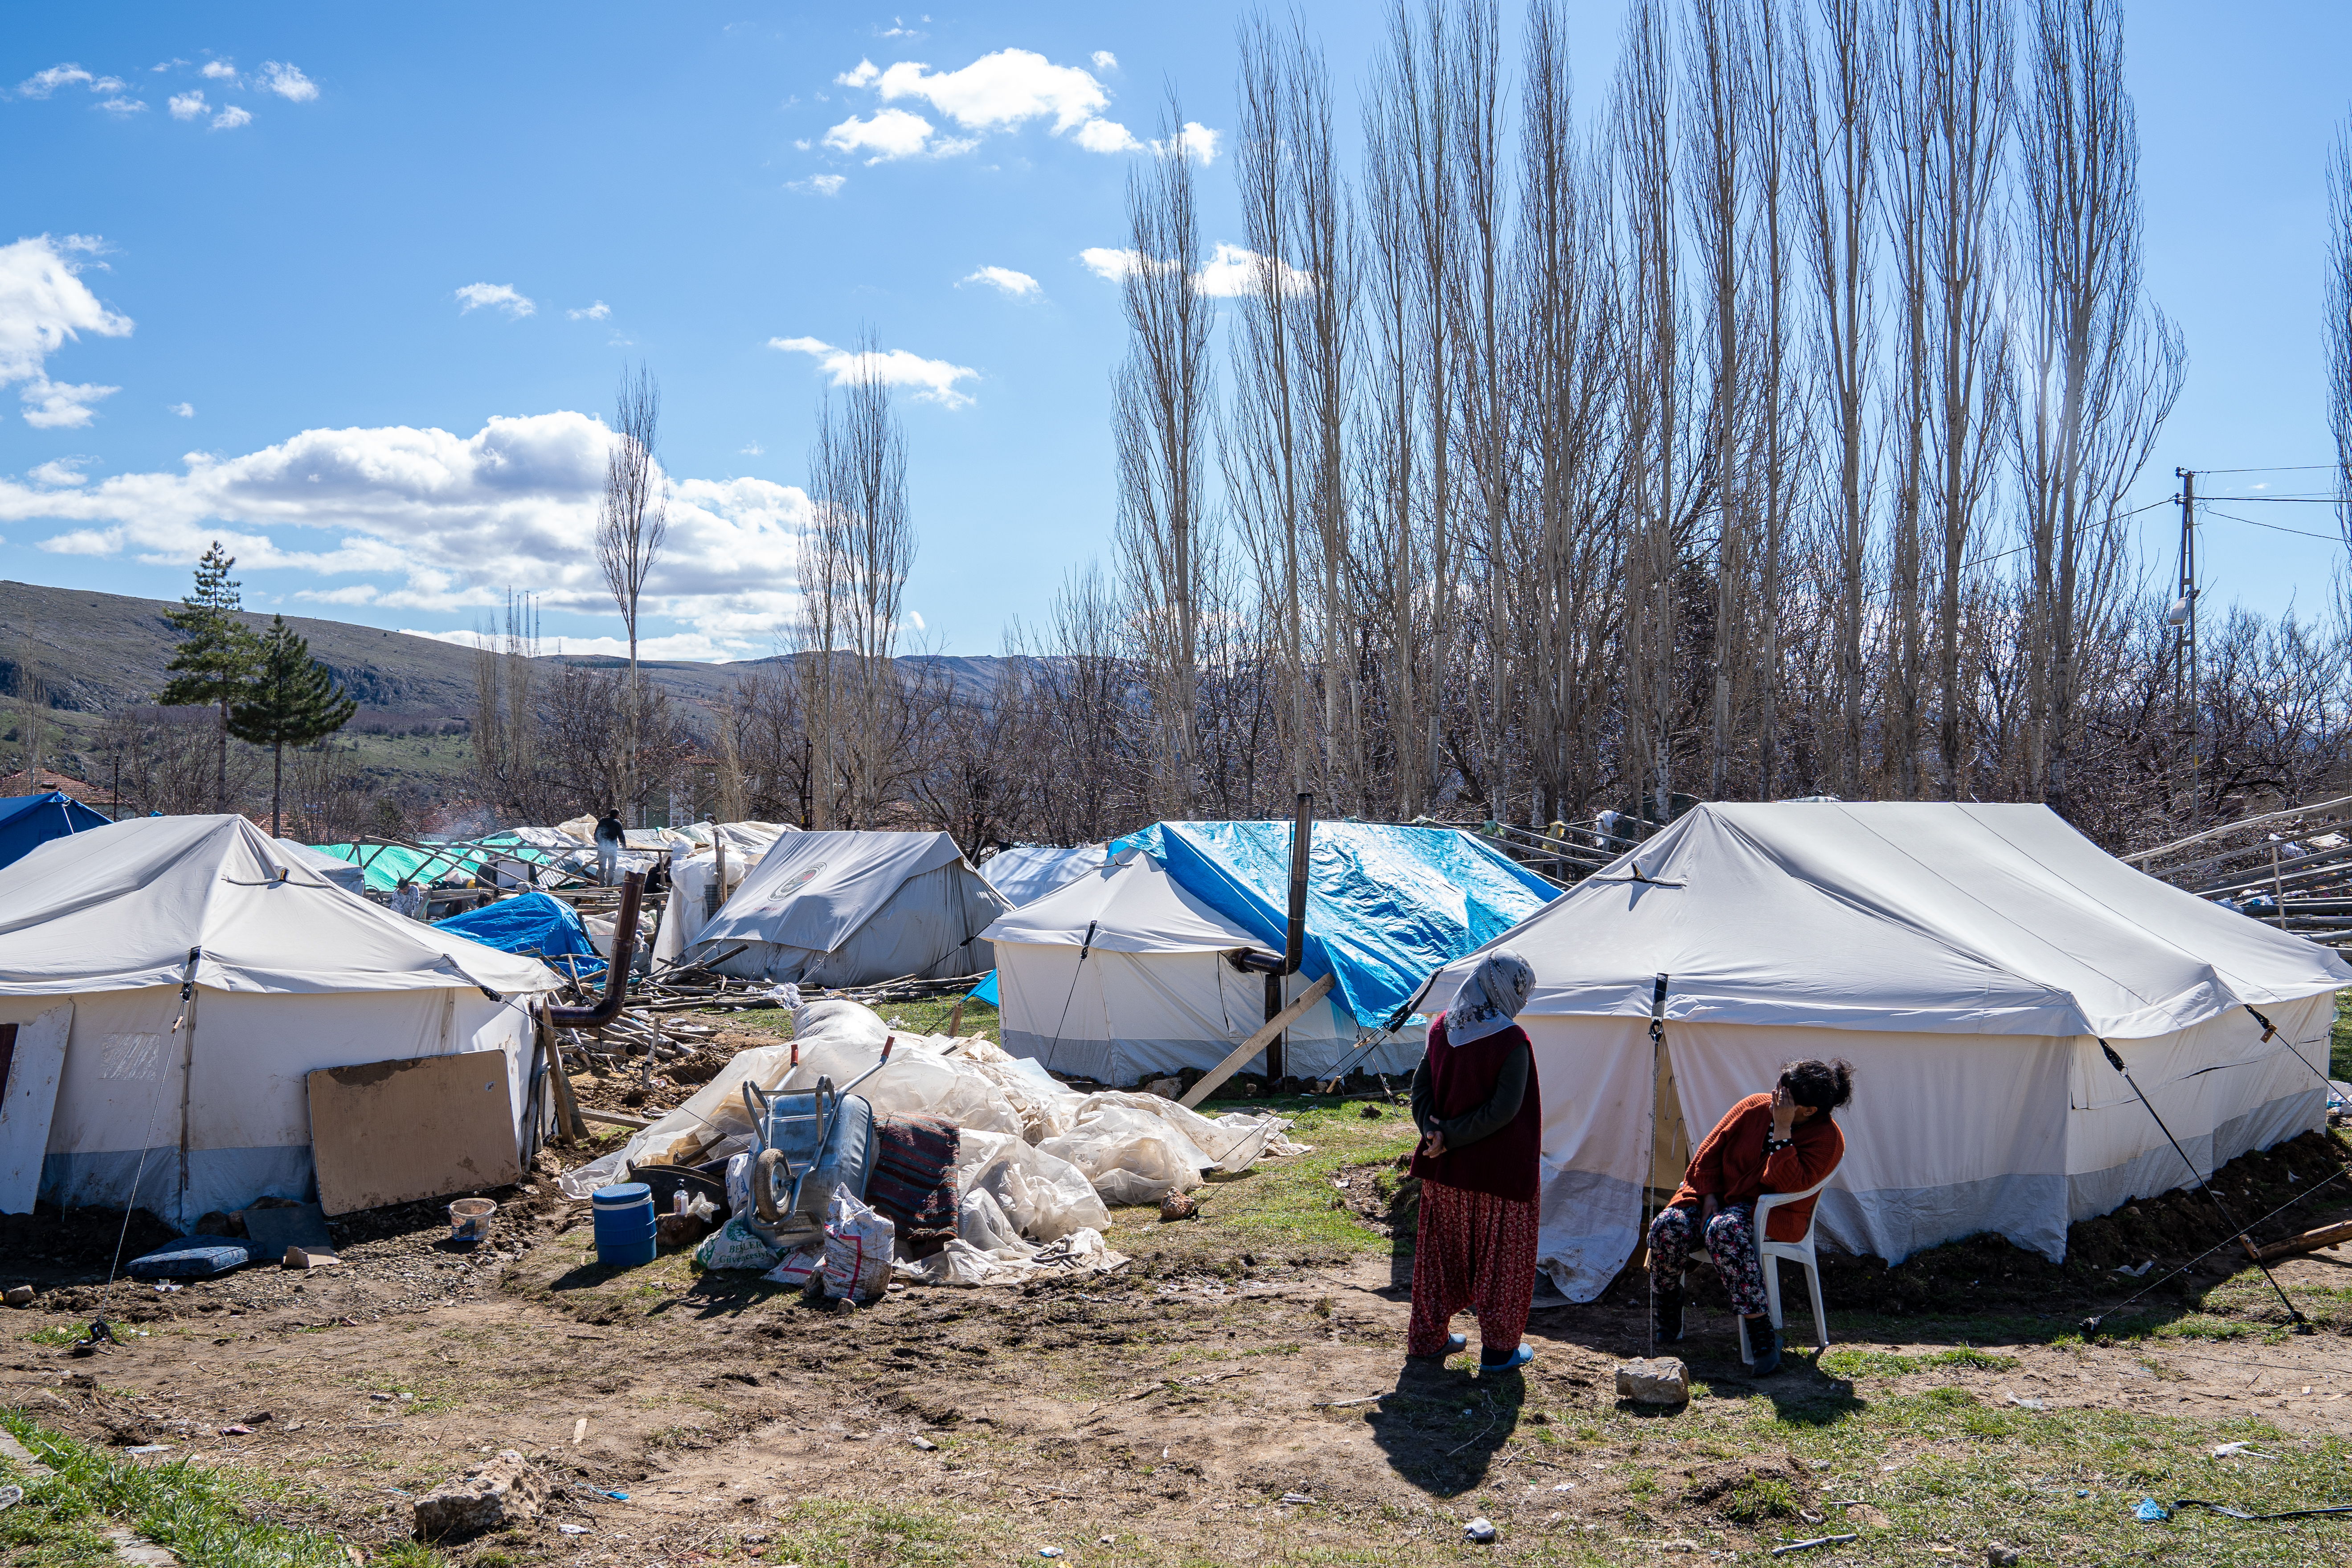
left=822, top=1183, right=895, bottom=1303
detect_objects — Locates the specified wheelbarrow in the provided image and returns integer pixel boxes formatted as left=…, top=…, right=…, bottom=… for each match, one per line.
left=740, top=1036, right=894, bottom=1242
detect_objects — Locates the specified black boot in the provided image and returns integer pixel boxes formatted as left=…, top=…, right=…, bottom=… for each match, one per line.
left=1653, top=1286, right=1684, bottom=1345
left=1747, top=1317, right=1782, bottom=1375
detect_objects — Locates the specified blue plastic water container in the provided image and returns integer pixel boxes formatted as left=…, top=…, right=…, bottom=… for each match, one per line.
left=590, top=1181, right=657, bottom=1268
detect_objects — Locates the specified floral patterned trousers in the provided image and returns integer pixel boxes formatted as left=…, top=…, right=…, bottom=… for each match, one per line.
left=1647, top=1200, right=1769, bottom=1317
left=1407, top=1178, right=1539, bottom=1359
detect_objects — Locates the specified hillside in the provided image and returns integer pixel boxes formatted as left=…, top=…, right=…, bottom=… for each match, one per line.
left=0, top=579, right=1014, bottom=809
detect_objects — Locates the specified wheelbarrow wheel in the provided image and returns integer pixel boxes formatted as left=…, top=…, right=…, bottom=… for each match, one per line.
left=753, top=1148, right=789, bottom=1224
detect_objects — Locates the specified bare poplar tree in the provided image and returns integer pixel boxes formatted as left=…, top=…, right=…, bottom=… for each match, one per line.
left=596, top=364, right=667, bottom=822
left=1115, top=94, right=1214, bottom=814
left=2335, top=115, right=2352, bottom=561
left=2016, top=0, right=2184, bottom=811
left=1362, top=18, right=1425, bottom=816
left=809, top=335, right=916, bottom=827
left=1797, top=0, right=1884, bottom=798
left=1685, top=0, right=1749, bottom=803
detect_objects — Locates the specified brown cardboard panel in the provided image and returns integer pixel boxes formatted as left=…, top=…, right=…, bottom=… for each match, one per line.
left=306, top=1052, right=519, bottom=1216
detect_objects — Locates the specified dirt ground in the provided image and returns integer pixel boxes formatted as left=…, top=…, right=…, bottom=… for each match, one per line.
left=9, top=1023, right=2352, bottom=1565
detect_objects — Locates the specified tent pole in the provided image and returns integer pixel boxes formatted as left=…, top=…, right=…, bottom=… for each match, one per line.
left=1644, top=973, right=1669, bottom=1357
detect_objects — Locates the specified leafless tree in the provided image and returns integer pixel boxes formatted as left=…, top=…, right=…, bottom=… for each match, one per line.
left=1115, top=94, right=1215, bottom=814
left=2015, top=0, right=2183, bottom=812
left=2327, top=115, right=2352, bottom=579
left=808, top=337, right=918, bottom=827
left=595, top=364, right=668, bottom=820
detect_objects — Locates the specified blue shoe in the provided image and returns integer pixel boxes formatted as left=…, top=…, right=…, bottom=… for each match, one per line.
left=1410, top=1332, right=1469, bottom=1359
left=1479, top=1343, right=1534, bottom=1374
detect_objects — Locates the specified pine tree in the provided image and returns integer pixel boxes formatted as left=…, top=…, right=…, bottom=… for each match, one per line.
left=230, top=615, right=358, bottom=838
left=157, top=542, right=261, bottom=811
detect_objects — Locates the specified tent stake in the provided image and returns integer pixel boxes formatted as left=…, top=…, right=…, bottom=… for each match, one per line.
left=2098, top=1040, right=2308, bottom=1331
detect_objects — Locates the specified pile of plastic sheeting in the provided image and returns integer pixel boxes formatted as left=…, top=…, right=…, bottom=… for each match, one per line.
left=559, top=994, right=1307, bottom=1284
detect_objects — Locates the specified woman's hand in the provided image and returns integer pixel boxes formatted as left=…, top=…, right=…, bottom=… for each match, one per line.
left=1770, top=1083, right=1798, bottom=1141
left=1420, top=1130, right=1448, bottom=1160
left=1701, top=1195, right=1718, bottom=1225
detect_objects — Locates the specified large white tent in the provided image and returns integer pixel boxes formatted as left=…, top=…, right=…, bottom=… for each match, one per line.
left=982, top=851, right=1398, bottom=1084
left=981, top=844, right=1107, bottom=908
left=691, top=829, right=1010, bottom=987
left=1425, top=802, right=2351, bottom=1302
left=0, top=815, right=560, bottom=1225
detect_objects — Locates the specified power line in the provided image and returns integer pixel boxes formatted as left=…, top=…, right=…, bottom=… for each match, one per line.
left=2198, top=506, right=2345, bottom=545
left=2184, top=463, right=2343, bottom=475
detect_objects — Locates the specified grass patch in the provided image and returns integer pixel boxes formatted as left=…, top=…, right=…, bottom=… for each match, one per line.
left=1722, top=1476, right=1799, bottom=1523
left=1818, top=1345, right=2021, bottom=1378
left=2334, top=988, right=2352, bottom=1081
left=0, top=1409, right=395, bottom=1567
left=19, top=1326, right=84, bottom=1347
left=757, top=1495, right=1007, bottom=1567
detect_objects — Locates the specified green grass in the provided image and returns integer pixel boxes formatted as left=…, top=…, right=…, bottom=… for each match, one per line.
left=1818, top=1345, right=2022, bottom=1378
left=2333, top=989, right=2352, bottom=1081
left=0, top=1409, right=408, bottom=1568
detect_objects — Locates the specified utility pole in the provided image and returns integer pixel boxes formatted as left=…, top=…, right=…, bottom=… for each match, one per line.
left=2172, top=468, right=2201, bottom=827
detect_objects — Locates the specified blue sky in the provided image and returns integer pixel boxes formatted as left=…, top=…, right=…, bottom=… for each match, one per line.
left=0, top=2, right=2348, bottom=662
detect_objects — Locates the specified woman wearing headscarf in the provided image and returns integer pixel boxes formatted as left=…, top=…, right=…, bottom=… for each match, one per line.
left=1406, top=947, right=1541, bottom=1374
left=1647, top=1058, right=1853, bottom=1375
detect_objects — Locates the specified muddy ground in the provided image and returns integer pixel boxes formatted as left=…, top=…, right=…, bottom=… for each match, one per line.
left=7, top=1031, right=2352, bottom=1565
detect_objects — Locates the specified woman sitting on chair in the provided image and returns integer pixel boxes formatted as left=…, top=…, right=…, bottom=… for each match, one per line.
left=1647, top=1058, right=1852, bottom=1374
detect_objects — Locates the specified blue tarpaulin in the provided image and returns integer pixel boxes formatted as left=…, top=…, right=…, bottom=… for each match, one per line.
left=967, top=970, right=1000, bottom=1007
left=0, top=791, right=112, bottom=871
left=1104, top=821, right=1560, bottom=1028
left=433, top=889, right=605, bottom=978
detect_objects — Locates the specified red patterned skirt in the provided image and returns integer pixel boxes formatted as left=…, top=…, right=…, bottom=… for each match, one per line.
left=1407, top=1178, right=1539, bottom=1359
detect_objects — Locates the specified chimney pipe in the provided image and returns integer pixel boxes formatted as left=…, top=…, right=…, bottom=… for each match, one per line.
left=1264, top=793, right=1313, bottom=1084
left=547, top=871, right=644, bottom=1029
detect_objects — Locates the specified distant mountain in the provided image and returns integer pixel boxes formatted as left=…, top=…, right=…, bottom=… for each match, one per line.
left=0, top=579, right=1013, bottom=727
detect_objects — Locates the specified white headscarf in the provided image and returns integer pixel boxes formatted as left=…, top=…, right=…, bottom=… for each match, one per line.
left=1444, top=947, right=1535, bottom=1046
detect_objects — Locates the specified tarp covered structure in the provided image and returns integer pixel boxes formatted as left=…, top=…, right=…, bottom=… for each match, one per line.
left=277, top=837, right=365, bottom=894
left=0, top=815, right=560, bottom=1225
left=434, top=889, right=605, bottom=980
left=690, top=830, right=1010, bottom=986
left=983, top=850, right=1362, bottom=1082
left=1108, top=820, right=1561, bottom=1027
left=311, top=840, right=491, bottom=893
left=1423, top=801, right=2352, bottom=1301
left=651, top=821, right=797, bottom=964
left=0, top=791, right=110, bottom=870
left=981, top=843, right=1107, bottom=908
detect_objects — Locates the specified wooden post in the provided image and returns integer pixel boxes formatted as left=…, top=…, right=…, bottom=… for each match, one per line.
left=1179, top=973, right=1336, bottom=1109
left=540, top=1004, right=586, bottom=1143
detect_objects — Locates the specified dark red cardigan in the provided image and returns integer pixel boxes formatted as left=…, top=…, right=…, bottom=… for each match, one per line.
left=1669, top=1092, right=1844, bottom=1243
left=1407, top=1015, right=1542, bottom=1203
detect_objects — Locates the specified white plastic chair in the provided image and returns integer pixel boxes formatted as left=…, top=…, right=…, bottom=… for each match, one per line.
left=1737, top=1176, right=1831, bottom=1365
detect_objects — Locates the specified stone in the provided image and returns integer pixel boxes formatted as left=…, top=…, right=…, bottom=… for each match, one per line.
left=1158, top=1191, right=1198, bottom=1223
left=1464, top=1517, right=1498, bottom=1543
left=1986, top=1548, right=2023, bottom=1567
left=413, top=1449, right=547, bottom=1538
left=1613, top=1356, right=1690, bottom=1405
left=3, top=1286, right=31, bottom=1308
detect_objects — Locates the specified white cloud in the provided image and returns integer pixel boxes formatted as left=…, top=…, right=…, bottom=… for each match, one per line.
left=875, top=49, right=1105, bottom=134
left=169, top=401, right=194, bottom=418
left=90, top=76, right=126, bottom=93
left=200, top=60, right=238, bottom=82
left=0, top=234, right=134, bottom=430
left=567, top=300, right=610, bottom=321
left=1153, top=121, right=1220, bottom=165
left=17, top=65, right=94, bottom=99
left=1077, top=246, right=1160, bottom=282
left=257, top=61, right=317, bottom=102
left=1073, top=118, right=1140, bottom=154
left=837, top=59, right=880, bottom=88
left=28, top=458, right=88, bottom=487
left=21, top=380, right=119, bottom=428
left=168, top=90, right=207, bottom=120
left=740, top=442, right=764, bottom=456
left=210, top=104, right=252, bottom=131
left=1196, top=242, right=1311, bottom=298
left=95, top=97, right=147, bottom=116
left=454, top=282, right=535, bottom=318
left=790, top=173, right=848, bottom=196
left=769, top=335, right=979, bottom=408
left=959, top=266, right=1040, bottom=298
left=1078, top=241, right=1308, bottom=299
left=822, top=107, right=938, bottom=162
left=0, top=411, right=816, bottom=654
left=149, top=59, right=187, bottom=74
left=1092, top=51, right=1119, bottom=72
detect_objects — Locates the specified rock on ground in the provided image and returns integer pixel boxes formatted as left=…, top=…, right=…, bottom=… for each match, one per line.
left=1614, top=1355, right=1690, bottom=1404
left=413, top=1448, right=547, bottom=1538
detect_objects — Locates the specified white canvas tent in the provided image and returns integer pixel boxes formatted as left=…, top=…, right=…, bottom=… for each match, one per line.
left=981, top=844, right=1107, bottom=908
left=982, top=852, right=1410, bottom=1084
left=691, top=829, right=1010, bottom=986
left=277, top=837, right=366, bottom=895
left=651, top=822, right=796, bottom=965
left=1424, top=802, right=2351, bottom=1302
left=0, top=815, right=560, bottom=1226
